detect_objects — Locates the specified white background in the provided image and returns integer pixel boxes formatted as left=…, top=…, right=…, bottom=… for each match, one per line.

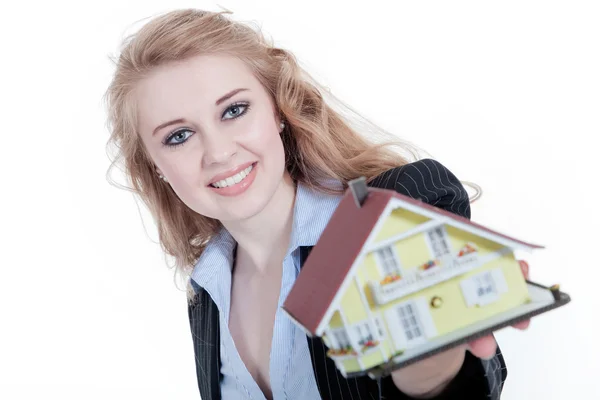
left=1, top=1, right=598, bottom=399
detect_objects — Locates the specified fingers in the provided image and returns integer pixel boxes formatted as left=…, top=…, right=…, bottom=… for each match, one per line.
left=468, top=335, right=498, bottom=360
left=514, top=259, right=531, bottom=330
left=469, top=260, right=531, bottom=360
left=512, top=319, right=530, bottom=330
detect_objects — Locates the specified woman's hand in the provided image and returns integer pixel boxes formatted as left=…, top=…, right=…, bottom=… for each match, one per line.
left=390, top=260, right=531, bottom=398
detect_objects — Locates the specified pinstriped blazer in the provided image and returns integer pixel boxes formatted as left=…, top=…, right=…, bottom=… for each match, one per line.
left=187, top=159, right=507, bottom=399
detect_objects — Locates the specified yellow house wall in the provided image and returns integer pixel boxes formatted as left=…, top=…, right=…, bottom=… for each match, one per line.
left=395, top=234, right=430, bottom=274
left=356, top=256, right=412, bottom=359
left=340, top=281, right=368, bottom=325
left=429, top=253, right=530, bottom=335
left=368, top=253, right=529, bottom=338
left=357, top=253, right=380, bottom=290
left=390, top=226, right=507, bottom=276
left=338, top=279, right=387, bottom=372
left=445, top=225, right=504, bottom=255
left=359, top=350, right=384, bottom=370
left=341, top=358, right=360, bottom=372
left=370, top=208, right=508, bottom=272
left=373, top=207, right=430, bottom=242
left=329, top=310, right=343, bottom=329
left=358, top=224, right=531, bottom=339
left=339, top=351, right=386, bottom=372
left=325, top=211, right=532, bottom=373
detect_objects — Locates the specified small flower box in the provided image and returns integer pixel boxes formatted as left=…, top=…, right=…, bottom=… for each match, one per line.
left=457, top=243, right=478, bottom=257
left=380, top=274, right=401, bottom=285
left=327, top=346, right=357, bottom=357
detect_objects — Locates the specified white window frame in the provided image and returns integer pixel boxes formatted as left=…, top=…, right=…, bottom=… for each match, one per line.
left=354, top=321, right=375, bottom=346
left=355, top=316, right=387, bottom=341
left=329, top=327, right=352, bottom=349
left=373, top=316, right=386, bottom=339
left=328, top=318, right=382, bottom=352
left=460, top=268, right=509, bottom=307
left=375, top=245, right=403, bottom=277
left=384, top=298, right=437, bottom=351
left=425, top=225, right=452, bottom=259
left=397, top=301, right=426, bottom=345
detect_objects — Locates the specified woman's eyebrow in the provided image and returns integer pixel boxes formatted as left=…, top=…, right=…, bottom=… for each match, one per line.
left=216, top=88, right=249, bottom=105
left=153, top=118, right=186, bottom=136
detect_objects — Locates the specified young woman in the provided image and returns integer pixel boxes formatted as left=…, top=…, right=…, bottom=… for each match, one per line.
left=104, top=9, right=530, bottom=400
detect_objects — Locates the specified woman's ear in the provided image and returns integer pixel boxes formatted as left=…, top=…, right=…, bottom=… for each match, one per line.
left=276, top=113, right=286, bottom=133
left=273, top=106, right=285, bottom=133
left=156, top=168, right=168, bottom=182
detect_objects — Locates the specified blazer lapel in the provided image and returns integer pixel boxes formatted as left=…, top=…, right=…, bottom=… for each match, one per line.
left=188, top=284, right=222, bottom=400
left=188, top=203, right=383, bottom=400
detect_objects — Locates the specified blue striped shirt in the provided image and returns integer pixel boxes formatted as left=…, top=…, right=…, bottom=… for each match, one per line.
left=190, top=182, right=343, bottom=400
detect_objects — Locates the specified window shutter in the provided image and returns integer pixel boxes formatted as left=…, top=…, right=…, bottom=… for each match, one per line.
left=460, top=278, right=477, bottom=307
left=491, top=268, right=509, bottom=293
left=414, top=298, right=438, bottom=338
left=325, top=328, right=337, bottom=348
left=384, top=307, right=408, bottom=350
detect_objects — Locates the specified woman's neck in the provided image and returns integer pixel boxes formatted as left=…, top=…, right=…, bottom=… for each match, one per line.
left=221, top=173, right=297, bottom=273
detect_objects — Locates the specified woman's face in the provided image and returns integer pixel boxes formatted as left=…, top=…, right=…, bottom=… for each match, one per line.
left=136, top=54, right=288, bottom=222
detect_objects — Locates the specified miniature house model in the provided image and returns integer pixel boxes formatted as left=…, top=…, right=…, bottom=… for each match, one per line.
left=282, top=177, right=570, bottom=379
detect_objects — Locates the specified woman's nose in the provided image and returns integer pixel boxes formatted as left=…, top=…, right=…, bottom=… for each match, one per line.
left=202, top=130, right=237, bottom=165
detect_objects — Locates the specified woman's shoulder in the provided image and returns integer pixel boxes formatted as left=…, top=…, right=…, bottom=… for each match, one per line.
left=369, top=158, right=455, bottom=188
left=370, top=158, right=471, bottom=219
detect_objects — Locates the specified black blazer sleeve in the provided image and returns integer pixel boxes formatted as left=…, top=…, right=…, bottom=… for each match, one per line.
left=371, top=158, right=507, bottom=400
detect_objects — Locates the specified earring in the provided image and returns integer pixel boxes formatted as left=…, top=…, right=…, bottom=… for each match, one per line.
left=158, top=174, right=168, bottom=182
left=279, top=122, right=285, bottom=131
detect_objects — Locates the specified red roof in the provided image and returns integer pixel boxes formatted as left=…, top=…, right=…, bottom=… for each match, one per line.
left=282, top=186, right=543, bottom=336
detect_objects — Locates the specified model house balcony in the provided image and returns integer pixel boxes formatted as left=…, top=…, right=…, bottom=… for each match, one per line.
left=370, top=251, right=487, bottom=306
left=326, top=340, right=381, bottom=361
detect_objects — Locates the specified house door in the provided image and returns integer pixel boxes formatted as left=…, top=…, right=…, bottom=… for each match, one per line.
left=384, top=298, right=437, bottom=351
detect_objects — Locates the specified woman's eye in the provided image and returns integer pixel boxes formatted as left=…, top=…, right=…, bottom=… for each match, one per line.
left=165, top=129, right=193, bottom=145
left=223, top=103, right=248, bottom=120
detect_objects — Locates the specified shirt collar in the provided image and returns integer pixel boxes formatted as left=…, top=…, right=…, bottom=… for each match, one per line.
left=190, top=227, right=235, bottom=293
left=190, top=180, right=343, bottom=291
left=290, top=180, right=343, bottom=250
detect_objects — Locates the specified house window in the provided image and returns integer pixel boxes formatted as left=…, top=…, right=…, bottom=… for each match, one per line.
left=474, top=271, right=496, bottom=297
left=397, top=302, right=424, bottom=342
left=332, top=328, right=351, bottom=349
left=460, top=269, right=509, bottom=307
left=426, top=226, right=452, bottom=258
left=373, top=317, right=385, bottom=339
left=354, top=322, right=375, bottom=346
left=376, top=246, right=402, bottom=276
left=384, top=298, right=437, bottom=350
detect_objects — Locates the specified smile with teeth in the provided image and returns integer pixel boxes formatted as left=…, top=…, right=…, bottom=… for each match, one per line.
left=210, top=164, right=254, bottom=188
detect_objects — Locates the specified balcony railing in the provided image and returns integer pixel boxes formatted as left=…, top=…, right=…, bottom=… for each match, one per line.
left=370, top=253, right=481, bottom=305
left=326, top=340, right=382, bottom=360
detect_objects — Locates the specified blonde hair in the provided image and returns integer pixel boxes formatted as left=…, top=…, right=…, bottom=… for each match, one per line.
left=103, top=9, right=476, bottom=300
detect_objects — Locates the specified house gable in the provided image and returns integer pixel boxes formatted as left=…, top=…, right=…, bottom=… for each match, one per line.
left=362, top=205, right=524, bottom=307
left=373, top=207, right=431, bottom=243
left=387, top=197, right=544, bottom=252
left=444, top=225, right=506, bottom=255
